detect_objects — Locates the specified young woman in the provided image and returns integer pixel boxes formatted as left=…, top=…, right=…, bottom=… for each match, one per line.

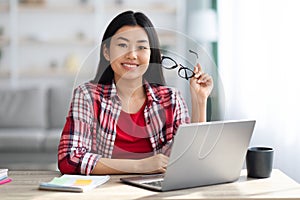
left=58, top=11, right=213, bottom=175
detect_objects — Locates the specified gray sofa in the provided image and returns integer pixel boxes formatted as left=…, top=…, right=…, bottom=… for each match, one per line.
left=0, top=86, right=73, bottom=170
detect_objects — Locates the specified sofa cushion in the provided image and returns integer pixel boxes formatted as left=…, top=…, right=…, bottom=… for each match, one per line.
left=0, top=87, right=47, bottom=128
left=48, top=87, right=73, bottom=129
left=43, top=129, right=62, bottom=152
left=0, top=129, right=45, bottom=152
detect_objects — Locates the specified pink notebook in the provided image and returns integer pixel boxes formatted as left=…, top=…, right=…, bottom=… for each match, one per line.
left=0, top=178, right=12, bottom=185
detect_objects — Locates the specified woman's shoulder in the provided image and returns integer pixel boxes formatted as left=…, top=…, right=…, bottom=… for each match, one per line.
left=73, top=81, right=97, bottom=92
left=147, top=83, right=183, bottom=99
left=73, top=81, right=112, bottom=97
left=149, top=83, right=180, bottom=93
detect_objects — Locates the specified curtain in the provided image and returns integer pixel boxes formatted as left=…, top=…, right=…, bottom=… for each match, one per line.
left=218, top=0, right=300, bottom=182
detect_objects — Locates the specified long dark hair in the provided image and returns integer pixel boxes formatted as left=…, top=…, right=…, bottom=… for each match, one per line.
left=92, top=10, right=166, bottom=85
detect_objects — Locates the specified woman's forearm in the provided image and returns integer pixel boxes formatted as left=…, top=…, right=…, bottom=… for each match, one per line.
left=191, top=99, right=207, bottom=123
left=90, top=158, right=141, bottom=175
left=90, top=154, right=169, bottom=175
left=189, top=63, right=213, bottom=123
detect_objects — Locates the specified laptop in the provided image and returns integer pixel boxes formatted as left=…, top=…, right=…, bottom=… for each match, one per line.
left=120, top=119, right=256, bottom=191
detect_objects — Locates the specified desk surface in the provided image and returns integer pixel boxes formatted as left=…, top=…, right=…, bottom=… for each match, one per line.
left=1, top=169, right=300, bottom=200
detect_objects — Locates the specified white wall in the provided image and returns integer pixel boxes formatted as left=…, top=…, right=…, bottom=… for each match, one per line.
left=218, top=0, right=300, bottom=182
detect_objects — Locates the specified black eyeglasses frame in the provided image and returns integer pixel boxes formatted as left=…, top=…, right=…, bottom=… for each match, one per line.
left=161, top=56, right=195, bottom=80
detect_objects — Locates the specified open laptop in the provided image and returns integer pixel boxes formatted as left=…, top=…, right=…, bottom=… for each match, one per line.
left=120, top=119, right=256, bottom=191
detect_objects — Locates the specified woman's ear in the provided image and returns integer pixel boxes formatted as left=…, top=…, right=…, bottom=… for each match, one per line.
left=103, top=44, right=110, bottom=61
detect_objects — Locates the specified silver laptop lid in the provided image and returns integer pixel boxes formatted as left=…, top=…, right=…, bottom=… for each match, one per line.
left=162, top=119, right=255, bottom=191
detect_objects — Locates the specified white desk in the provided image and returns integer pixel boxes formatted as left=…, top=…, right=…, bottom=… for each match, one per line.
left=1, top=169, right=300, bottom=200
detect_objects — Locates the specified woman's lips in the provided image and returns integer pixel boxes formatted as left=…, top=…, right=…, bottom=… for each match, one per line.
left=122, top=63, right=139, bottom=70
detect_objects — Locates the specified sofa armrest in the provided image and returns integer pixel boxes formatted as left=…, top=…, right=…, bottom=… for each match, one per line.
left=0, top=129, right=45, bottom=152
left=0, top=87, right=47, bottom=128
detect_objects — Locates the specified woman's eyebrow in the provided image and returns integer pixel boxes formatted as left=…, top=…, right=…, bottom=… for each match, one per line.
left=116, top=36, right=148, bottom=43
left=116, top=36, right=129, bottom=42
left=137, top=39, right=149, bottom=43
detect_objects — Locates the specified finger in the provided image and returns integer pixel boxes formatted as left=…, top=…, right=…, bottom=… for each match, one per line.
left=162, top=164, right=168, bottom=170
left=193, top=64, right=204, bottom=79
left=194, top=71, right=202, bottom=79
left=161, top=157, right=169, bottom=165
left=198, top=76, right=213, bottom=86
left=197, top=73, right=209, bottom=83
left=163, top=159, right=169, bottom=166
left=194, top=63, right=203, bottom=73
left=202, top=74, right=212, bottom=83
left=194, top=72, right=205, bottom=83
left=193, top=65, right=199, bottom=74
left=197, top=63, right=203, bottom=72
left=160, top=167, right=167, bottom=173
left=193, top=70, right=203, bottom=79
left=203, top=75, right=213, bottom=84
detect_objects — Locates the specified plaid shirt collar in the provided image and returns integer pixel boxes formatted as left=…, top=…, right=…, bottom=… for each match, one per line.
left=101, top=79, right=161, bottom=103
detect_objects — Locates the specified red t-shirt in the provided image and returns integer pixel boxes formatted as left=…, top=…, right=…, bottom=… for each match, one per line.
left=112, top=101, right=153, bottom=159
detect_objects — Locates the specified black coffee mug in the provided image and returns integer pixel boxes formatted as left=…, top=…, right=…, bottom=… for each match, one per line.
left=246, top=147, right=274, bottom=178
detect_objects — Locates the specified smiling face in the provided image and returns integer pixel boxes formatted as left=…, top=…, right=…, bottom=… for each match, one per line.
left=103, top=25, right=151, bottom=83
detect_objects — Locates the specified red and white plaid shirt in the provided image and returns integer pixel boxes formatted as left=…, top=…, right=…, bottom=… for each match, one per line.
left=58, top=81, right=190, bottom=175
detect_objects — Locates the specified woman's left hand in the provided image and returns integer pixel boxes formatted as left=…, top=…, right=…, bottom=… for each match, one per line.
left=189, top=63, right=214, bottom=102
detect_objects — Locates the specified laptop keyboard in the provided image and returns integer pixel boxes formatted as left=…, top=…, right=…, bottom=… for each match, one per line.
left=144, top=180, right=164, bottom=188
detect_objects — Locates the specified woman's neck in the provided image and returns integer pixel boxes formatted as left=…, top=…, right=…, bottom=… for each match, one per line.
left=117, top=85, right=145, bottom=101
left=114, top=78, right=146, bottom=113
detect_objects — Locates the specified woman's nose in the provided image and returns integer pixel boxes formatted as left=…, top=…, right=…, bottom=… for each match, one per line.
left=125, top=48, right=137, bottom=59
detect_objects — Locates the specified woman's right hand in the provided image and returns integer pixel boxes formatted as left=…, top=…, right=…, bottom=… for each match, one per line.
left=137, top=154, right=169, bottom=174
left=91, top=154, right=169, bottom=175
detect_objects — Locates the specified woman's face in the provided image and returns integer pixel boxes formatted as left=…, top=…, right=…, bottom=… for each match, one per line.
left=104, top=25, right=151, bottom=83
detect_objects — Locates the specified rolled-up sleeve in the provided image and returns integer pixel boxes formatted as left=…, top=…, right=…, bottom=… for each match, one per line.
left=58, top=87, right=100, bottom=175
left=160, top=89, right=190, bottom=156
left=173, top=90, right=190, bottom=131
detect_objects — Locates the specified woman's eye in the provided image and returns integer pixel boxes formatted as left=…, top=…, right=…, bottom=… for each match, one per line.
left=118, top=43, right=128, bottom=48
left=138, top=46, right=148, bottom=50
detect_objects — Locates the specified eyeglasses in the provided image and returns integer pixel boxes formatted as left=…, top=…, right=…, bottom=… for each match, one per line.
left=161, top=50, right=199, bottom=80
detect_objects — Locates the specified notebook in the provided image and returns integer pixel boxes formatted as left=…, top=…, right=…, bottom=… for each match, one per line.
left=120, top=119, right=256, bottom=191
left=39, top=174, right=110, bottom=192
